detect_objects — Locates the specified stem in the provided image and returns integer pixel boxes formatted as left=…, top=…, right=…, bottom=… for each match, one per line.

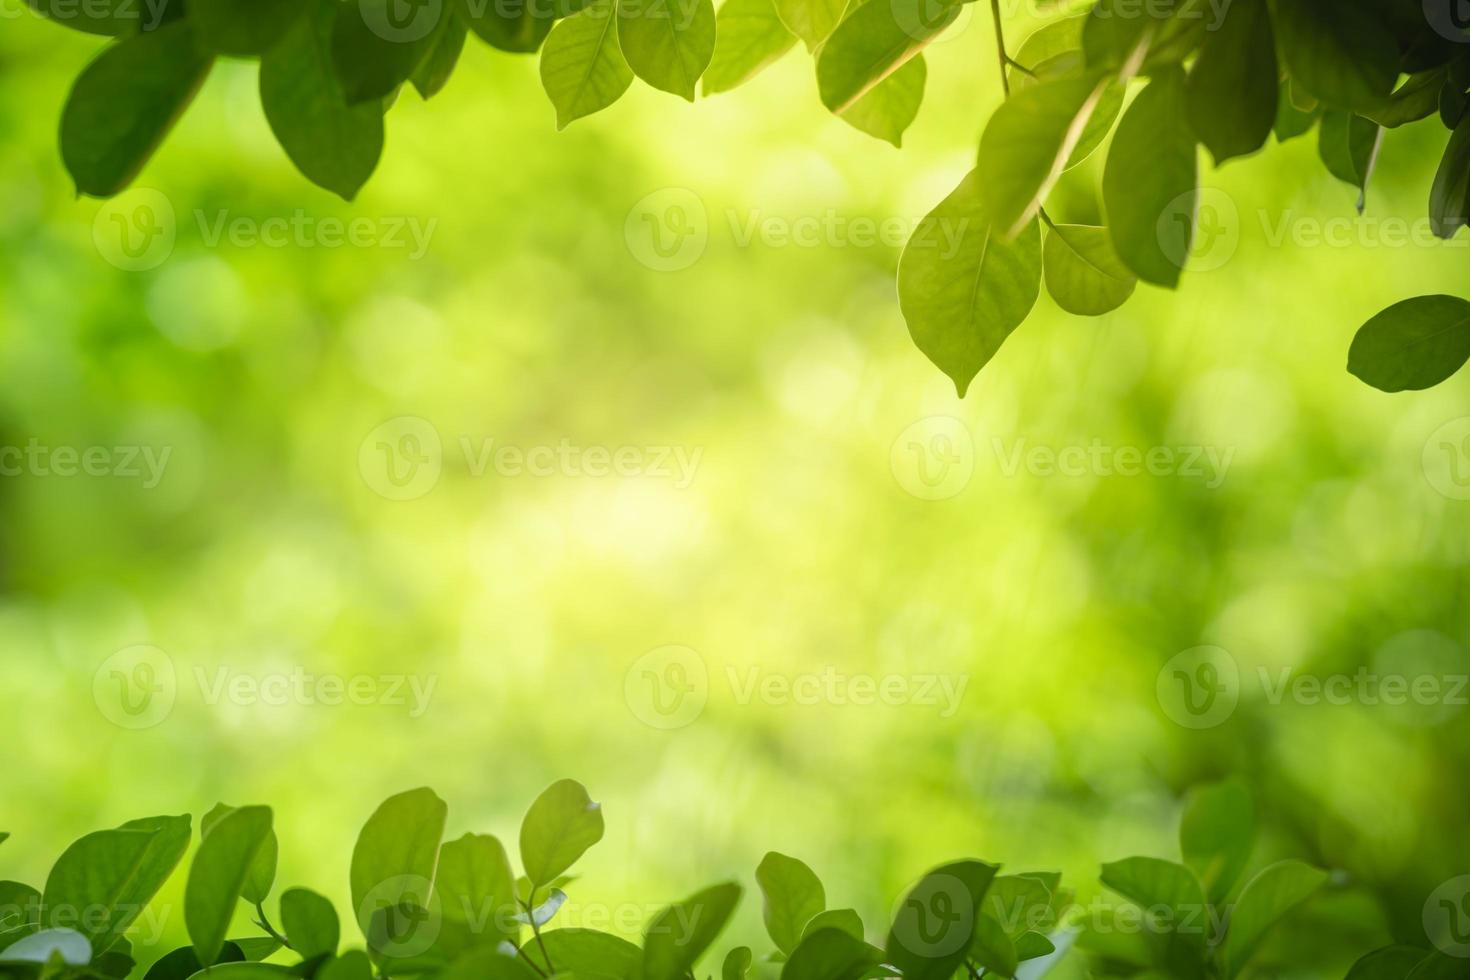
left=507, top=938, right=549, bottom=979
left=965, top=959, right=986, bottom=980
left=522, top=898, right=556, bottom=975
left=988, top=0, right=1011, bottom=96
left=252, top=902, right=293, bottom=951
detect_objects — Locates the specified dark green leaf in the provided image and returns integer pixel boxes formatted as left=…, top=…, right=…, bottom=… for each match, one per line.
left=519, top=780, right=604, bottom=887
left=779, top=928, right=882, bottom=980
left=143, top=943, right=245, bottom=980
left=0, top=883, right=40, bottom=933
left=1348, top=295, right=1470, bottom=392
left=723, top=946, right=753, bottom=980
left=703, top=0, right=796, bottom=94
left=1184, top=0, right=1276, bottom=163
left=23, top=0, right=175, bottom=35
left=539, top=0, right=635, bottom=128
left=433, top=834, right=516, bottom=944
left=967, top=914, right=1017, bottom=978
left=187, top=806, right=273, bottom=967
left=413, top=14, right=470, bottom=99
left=439, top=948, right=540, bottom=980
left=1222, top=860, right=1327, bottom=977
left=279, top=889, right=339, bottom=960
left=458, top=0, right=553, bottom=53
left=801, top=909, right=864, bottom=943
left=1345, top=946, right=1432, bottom=980
left=756, top=852, right=826, bottom=955
left=885, top=860, right=999, bottom=980
left=1432, top=114, right=1470, bottom=239
left=1082, top=0, right=1209, bottom=71
left=59, top=21, right=212, bottom=197
left=814, top=0, right=956, bottom=115
left=617, top=0, right=717, bottom=100
left=1271, top=0, right=1397, bottom=112
left=898, top=169, right=1042, bottom=396
left=1365, top=70, right=1448, bottom=128
left=522, top=928, right=641, bottom=977
left=261, top=0, right=385, bottom=201
left=349, top=788, right=448, bottom=945
left=316, top=952, right=375, bottom=980
left=201, top=805, right=277, bottom=908
left=1102, top=67, right=1197, bottom=287
left=1099, top=857, right=1208, bottom=959
left=1179, top=781, right=1253, bottom=905
left=641, top=883, right=742, bottom=980
left=1317, top=111, right=1382, bottom=212
left=1043, top=222, right=1137, bottom=316
left=191, top=0, right=306, bottom=55
left=332, top=0, right=446, bottom=104
left=979, top=73, right=1115, bottom=239
left=43, top=816, right=191, bottom=951
left=1273, top=80, right=1321, bottom=142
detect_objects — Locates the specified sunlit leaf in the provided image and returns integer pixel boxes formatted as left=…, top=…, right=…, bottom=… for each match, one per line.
left=1043, top=223, right=1137, bottom=316
left=617, top=0, right=717, bottom=100
left=1347, top=295, right=1470, bottom=392
left=703, top=0, right=796, bottom=94
left=540, top=0, right=635, bottom=127
left=757, top=852, right=826, bottom=955
left=519, top=780, right=604, bottom=887
left=1222, top=860, right=1327, bottom=977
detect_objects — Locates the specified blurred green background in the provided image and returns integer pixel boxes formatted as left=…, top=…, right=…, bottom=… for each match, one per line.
left=2, top=2, right=1470, bottom=976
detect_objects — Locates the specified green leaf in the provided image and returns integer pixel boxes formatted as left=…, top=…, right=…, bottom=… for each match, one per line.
left=641, top=883, right=742, bottom=980
left=433, top=834, right=516, bottom=944
left=1406, top=951, right=1470, bottom=980
left=1317, top=111, right=1382, bottom=212
left=1183, top=0, right=1276, bottom=164
left=261, top=0, right=385, bottom=201
left=413, top=14, right=470, bottom=99
left=834, top=56, right=925, bottom=147
left=1344, top=946, right=1432, bottom=980
left=1178, top=781, right=1253, bottom=905
left=316, top=952, right=375, bottom=980
left=1348, top=295, right=1470, bottom=392
left=801, top=909, right=864, bottom=943
left=756, top=852, right=826, bottom=955
left=1273, top=80, right=1321, bottom=142
left=43, top=816, right=191, bottom=951
left=0, top=929, right=91, bottom=966
left=1007, top=18, right=1121, bottom=169
left=617, top=0, right=716, bottom=100
left=440, top=947, right=541, bottom=980
left=1271, top=0, right=1396, bottom=113
left=981, top=875, right=1054, bottom=942
left=1366, top=70, right=1448, bottom=129
left=519, top=780, right=605, bottom=887
left=540, top=0, right=635, bottom=128
left=350, top=788, right=448, bottom=944
left=1082, top=0, right=1207, bottom=71
left=1222, top=860, right=1327, bottom=977
left=0, top=882, right=40, bottom=933
left=703, top=0, right=796, bottom=94
left=967, top=914, right=1017, bottom=978
left=1432, top=114, right=1470, bottom=240
left=202, top=805, right=277, bottom=908
left=723, top=946, right=753, bottom=980
left=187, top=806, right=273, bottom=967
left=779, top=928, right=882, bottom=980
left=231, top=938, right=282, bottom=961
left=521, top=928, right=641, bottom=977
left=1015, top=932, right=1056, bottom=962
left=897, top=169, right=1042, bottom=396
left=771, top=0, right=844, bottom=49
left=978, top=73, right=1114, bottom=239
left=1043, top=223, right=1137, bottom=316
left=59, top=21, right=213, bottom=197
left=885, top=860, right=999, bottom=980
left=184, top=962, right=302, bottom=980
left=1098, top=857, right=1207, bottom=958
left=144, top=943, right=246, bottom=980
left=814, top=0, right=956, bottom=115
left=457, top=0, right=553, bottom=53
left=279, top=889, right=339, bottom=960
left=1102, top=67, right=1197, bottom=287
left=332, top=0, right=446, bottom=104
left=191, top=0, right=306, bottom=55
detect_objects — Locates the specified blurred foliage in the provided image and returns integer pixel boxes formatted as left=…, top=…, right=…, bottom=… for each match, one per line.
left=2, top=3, right=1470, bottom=979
